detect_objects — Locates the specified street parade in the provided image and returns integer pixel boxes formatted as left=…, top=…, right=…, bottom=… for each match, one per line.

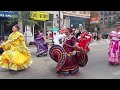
left=0, top=11, right=120, bottom=79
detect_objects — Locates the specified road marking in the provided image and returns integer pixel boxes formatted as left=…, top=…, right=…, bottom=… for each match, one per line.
left=112, top=70, right=120, bottom=76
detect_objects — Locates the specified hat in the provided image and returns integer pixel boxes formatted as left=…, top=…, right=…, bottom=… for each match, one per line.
left=66, top=28, right=73, bottom=33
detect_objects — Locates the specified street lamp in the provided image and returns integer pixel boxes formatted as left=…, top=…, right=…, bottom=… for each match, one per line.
left=58, top=11, right=61, bottom=30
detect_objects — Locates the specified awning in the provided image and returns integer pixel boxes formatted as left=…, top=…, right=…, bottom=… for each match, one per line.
left=50, top=28, right=59, bottom=31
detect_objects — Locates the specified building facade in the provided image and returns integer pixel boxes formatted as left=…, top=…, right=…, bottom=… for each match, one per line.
left=0, top=11, right=18, bottom=40
left=25, top=11, right=64, bottom=44
left=63, top=11, right=90, bottom=28
left=97, top=11, right=120, bottom=29
left=39, top=11, right=63, bottom=29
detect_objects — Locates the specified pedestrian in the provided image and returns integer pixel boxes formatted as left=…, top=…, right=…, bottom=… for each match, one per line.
left=0, top=24, right=32, bottom=71
left=94, top=32, right=97, bottom=40
left=49, top=28, right=88, bottom=76
left=0, top=38, right=4, bottom=55
left=53, top=32, right=59, bottom=45
left=108, top=21, right=120, bottom=65
left=96, top=32, right=100, bottom=41
left=76, top=30, right=81, bottom=40
left=34, top=30, right=48, bottom=57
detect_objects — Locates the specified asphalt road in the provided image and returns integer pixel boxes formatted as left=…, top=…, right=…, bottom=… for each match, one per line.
left=0, top=39, right=120, bottom=79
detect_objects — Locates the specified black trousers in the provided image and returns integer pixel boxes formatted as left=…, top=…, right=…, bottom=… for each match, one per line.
left=0, top=48, right=4, bottom=55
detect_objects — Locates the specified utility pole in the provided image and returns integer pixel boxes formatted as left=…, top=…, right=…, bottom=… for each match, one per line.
left=59, top=11, right=61, bottom=30
left=44, top=21, right=46, bottom=36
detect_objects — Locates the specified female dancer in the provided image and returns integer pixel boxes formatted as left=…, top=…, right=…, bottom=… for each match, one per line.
left=0, top=24, right=32, bottom=71
left=77, top=31, right=92, bottom=52
left=108, top=22, right=120, bottom=65
left=34, top=30, right=48, bottom=57
left=49, top=28, right=88, bottom=76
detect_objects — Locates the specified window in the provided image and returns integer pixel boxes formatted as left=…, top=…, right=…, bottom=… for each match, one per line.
left=104, top=18, right=107, bottom=24
left=108, top=17, right=111, bottom=23
left=80, top=11, right=84, bottom=14
left=86, top=11, right=90, bottom=15
left=100, top=18, right=103, bottom=24
left=72, top=11, right=77, bottom=13
left=109, top=11, right=111, bottom=15
left=65, top=11, right=72, bottom=13
left=83, top=11, right=86, bottom=14
left=101, top=11, right=103, bottom=15
left=105, top=11, right=108, bottom=15
left=113, top=16, right=116, bottom=20
left=113, top=11, right=116, bottom=14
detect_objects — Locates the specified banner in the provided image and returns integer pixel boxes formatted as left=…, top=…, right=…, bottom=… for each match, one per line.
left=0, top=11, right=18, bottom=18
left=30, top=11, right=49, bottom=21
left=90, top=16, right=99, bottom=24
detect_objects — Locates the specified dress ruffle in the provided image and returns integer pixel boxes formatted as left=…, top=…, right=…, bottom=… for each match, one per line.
left=0, top=56, right=32, bottom=71
left=0, top=50, right=32, bottom=71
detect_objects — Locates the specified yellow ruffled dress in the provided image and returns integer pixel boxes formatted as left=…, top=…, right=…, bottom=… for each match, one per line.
left=0, top=31, right=32, bottom=71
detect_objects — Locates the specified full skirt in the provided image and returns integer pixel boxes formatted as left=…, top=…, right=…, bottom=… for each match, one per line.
left=0, top=49, right=32, bottom=71
left=108, top=40, right=120, bottom=65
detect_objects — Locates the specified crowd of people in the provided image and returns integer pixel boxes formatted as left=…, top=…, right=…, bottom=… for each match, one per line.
left=0, top=21, right=120, bottom=77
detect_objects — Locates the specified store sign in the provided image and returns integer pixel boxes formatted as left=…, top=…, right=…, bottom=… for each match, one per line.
left=30, top=11, right=49, bottom=21
left=0, top=11, right=18, bottom=18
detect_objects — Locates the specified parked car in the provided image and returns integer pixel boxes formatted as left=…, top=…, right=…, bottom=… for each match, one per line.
left=101, top=31, right=109, bottom=39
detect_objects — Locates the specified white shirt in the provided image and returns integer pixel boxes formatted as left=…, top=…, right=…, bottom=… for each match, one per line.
left=53, top=33, right=66, bottom=46
left=111, top=31, right=120, bottom=40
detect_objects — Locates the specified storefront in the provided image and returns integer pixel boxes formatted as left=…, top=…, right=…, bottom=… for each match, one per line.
left=0, top=11, right=18, bottom=40
left=63, top=15, right=90, bottom=29
left=22, top=11, right=53, bottom=45
left=30, top=11, right=53, bottom=39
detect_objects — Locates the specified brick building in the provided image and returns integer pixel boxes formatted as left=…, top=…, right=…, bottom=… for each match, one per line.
left=96, top=11, right=120, bottom=32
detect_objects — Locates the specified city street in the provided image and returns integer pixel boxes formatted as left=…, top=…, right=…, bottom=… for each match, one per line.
left=1, top=39, right=120, bottom=79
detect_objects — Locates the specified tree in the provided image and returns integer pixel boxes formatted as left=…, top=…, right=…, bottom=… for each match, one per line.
left=85, top=11, right=99, bottom=33
left=6, top=11, right=38, bottom=30
left=5, top=11, right=38, bottom=45
left=90, top=11, right=98, bottom=18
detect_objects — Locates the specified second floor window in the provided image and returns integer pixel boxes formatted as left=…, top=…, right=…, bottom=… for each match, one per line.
left=83, top=11, right=86, bottom=14
left=101, top=11, right=103, bottom=15
left=100, top=18, right=104, bottom=24
left=104, top=18, right=107, bottom=24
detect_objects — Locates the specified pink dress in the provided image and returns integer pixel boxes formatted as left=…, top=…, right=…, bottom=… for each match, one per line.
left=108, top=31, right=120, bottom=65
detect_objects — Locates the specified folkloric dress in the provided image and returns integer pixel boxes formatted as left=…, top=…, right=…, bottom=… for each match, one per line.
left=56, top=35, right=88, bottom=76
left=34, top=33, right=48, bottom=56
left=78, top=32, right=92, bottom=52
left=0, top=31, right=32, bottom=71
left=108, top=31, right=120, bottom=65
